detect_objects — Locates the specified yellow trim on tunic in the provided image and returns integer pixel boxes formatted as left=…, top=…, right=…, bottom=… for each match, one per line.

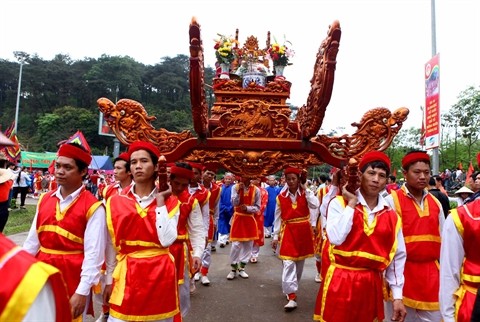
left=403, top=235, right=441, bottom=243
left=39, top=246, right=83, bottom=255
left=450, top=209, right=464, bottom=238
left=110, top=248, right=170, bottom=306
left=110, top=305, right=179, bottom=322
left=332, top=249, right=390, bottom=266
left=0, top=261, right=58, bottom=321
left=37, top=225, right=84, bottom=244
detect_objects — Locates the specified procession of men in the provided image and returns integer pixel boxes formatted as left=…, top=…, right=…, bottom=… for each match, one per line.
left=2, top=136, right=480, bottom=321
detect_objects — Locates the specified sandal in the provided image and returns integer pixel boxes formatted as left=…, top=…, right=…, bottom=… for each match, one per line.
left=250, top=257, right=258, bottom=263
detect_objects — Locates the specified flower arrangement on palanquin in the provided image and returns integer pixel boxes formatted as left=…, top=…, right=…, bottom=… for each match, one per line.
left=213, top=29, right=294, bottom=90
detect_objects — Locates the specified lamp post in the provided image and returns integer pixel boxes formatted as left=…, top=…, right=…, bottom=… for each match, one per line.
left=13, top=51, right=29, bottom=134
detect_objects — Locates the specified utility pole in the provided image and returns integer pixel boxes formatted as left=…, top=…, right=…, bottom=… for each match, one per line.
left=430, top=0, right=440, bottom=175
left=13, top=51, right=29, bottom=134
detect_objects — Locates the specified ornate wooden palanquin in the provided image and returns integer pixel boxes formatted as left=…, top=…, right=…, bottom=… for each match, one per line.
left=97, top=18, right=409, bottom=182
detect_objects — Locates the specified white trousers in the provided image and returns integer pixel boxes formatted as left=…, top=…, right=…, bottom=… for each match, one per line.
left=230, top=241, right=253, bottom=266
left=282, top=259, right=305, bottom=296
left=201, top=242, right=212, bottom=269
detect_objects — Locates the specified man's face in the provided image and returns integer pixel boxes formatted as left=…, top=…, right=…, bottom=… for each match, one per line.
left=171, top=176, right=190, bottom=195
left=130, top=150, right=156, bottom=184
left=473, top=173, right=480, bottom=192
left=285, top=173, right=299, bottom=190
left=360, top=166, right=388, bottom=196
left=224, top=175, right=233, bottom=185
left=55, top=156, right=86, bottom=189
left=114, top=160, right=130, bottom=182
left=403, top=161, right=430, bottom=191
left=191, top=167, right=201, bottom=184
left=203, top=171, right=215, bottom=184
left=268, top=178, right=276, bottom=187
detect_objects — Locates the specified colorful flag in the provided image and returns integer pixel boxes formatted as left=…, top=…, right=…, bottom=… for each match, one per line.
left=1, top=121, right=21, bottom=163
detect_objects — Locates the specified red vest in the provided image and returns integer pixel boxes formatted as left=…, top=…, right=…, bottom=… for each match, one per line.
left=230, top=185, right=258, bottom=241
left=330, top=196, right=399, bottom=270
left=170, top=189, right=197, bottom=284
left=452, top=200, right=480, bottom=289
left=0, top=234, right=71, bottom=321
left=106, top=190, right=180, bottom=320
left=36, top=188, right=102, bottom=297
left=206, top=182, right=221, bottom=241
left=390, top=187, right=441, bottom=309
left=450, top=200, right=480, bottom=321
left=277, top=189, right=314, bottom=260
left=314, top=196, right=400, bottom=322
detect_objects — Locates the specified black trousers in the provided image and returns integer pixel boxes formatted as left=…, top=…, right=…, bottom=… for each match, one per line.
left=0, top=200, right=9, bottom=232
left=12, top=186, right=29, bottom=207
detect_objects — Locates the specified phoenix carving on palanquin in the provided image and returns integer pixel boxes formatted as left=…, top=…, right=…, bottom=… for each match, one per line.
left=97, top=18, right=409, bottom=178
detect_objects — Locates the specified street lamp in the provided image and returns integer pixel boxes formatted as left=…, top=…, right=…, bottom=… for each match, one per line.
left=13, top=51, right=29, bottom=134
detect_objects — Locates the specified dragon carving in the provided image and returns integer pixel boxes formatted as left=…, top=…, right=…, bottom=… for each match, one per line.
left=314, top=107, right=409, bottom=159
left=96, top=19, right=409, bottom=179
left=97, top=97, right=192, bottom=152
left=296, top=20, right=341, bottom=139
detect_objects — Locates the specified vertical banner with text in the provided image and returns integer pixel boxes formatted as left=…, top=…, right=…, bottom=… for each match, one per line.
left=424, top=54, right=440, bottom=150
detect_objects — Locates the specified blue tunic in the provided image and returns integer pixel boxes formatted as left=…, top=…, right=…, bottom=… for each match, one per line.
left=264, top=185, right=281, bottom=227
left=218, top=184, right=234, bottom=234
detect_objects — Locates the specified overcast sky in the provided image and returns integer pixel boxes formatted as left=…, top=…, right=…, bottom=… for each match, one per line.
left=2, top=0, right=479, bottom=134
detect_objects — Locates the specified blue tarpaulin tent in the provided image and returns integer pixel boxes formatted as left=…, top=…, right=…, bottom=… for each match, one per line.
left=89, top=155, right=113, bottom=171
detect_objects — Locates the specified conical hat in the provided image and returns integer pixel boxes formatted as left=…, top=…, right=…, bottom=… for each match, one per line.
left=0, top=169, right=14, bottom=184
left=455, top=186, right=474, bottom=195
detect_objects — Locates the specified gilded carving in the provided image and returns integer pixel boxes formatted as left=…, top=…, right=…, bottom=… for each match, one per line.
left=212, top=100, right=296, bottom=138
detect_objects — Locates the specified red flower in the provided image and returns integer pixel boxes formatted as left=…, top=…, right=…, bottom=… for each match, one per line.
left=214, top=42, right=220, bottom=50
left=272, top=53, right=279, bottom=61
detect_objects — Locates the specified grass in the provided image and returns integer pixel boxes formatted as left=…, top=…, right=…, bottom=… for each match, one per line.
left=4, top=205, right=36, bottom=235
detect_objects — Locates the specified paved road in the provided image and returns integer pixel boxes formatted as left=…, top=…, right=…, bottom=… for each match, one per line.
left=7, top=199, right=321, bottom=321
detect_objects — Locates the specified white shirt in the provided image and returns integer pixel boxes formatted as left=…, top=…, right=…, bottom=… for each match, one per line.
left=326, top=190, right=406, bottom=299
left=272, top=186, right=320, bottom=241
left=439, top=216, right=465, bottom=322
left=23, top=185, right=107, bottom=296
left=187, top=200, right=207, bottom=259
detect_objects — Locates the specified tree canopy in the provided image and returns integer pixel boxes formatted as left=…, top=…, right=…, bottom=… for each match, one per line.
left=0, top=54, right=215, bottom=153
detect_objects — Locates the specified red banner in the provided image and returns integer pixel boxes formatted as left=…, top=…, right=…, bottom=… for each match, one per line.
left=424, top=54, right=440, bottom=150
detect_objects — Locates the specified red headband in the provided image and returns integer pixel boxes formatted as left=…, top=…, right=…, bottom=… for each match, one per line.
left=116, top=152, right=130, bottom=162
left=402, top=152, right=430, bottom=169
left=128, top=141, right=160, bottom=159
left=359, top=151, right=391, bottom=171
left=170, top=166, right=193, bottom=180
left=58, top=144, right=92, bottom=165
left=284, top=167, right=301, bottom=175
